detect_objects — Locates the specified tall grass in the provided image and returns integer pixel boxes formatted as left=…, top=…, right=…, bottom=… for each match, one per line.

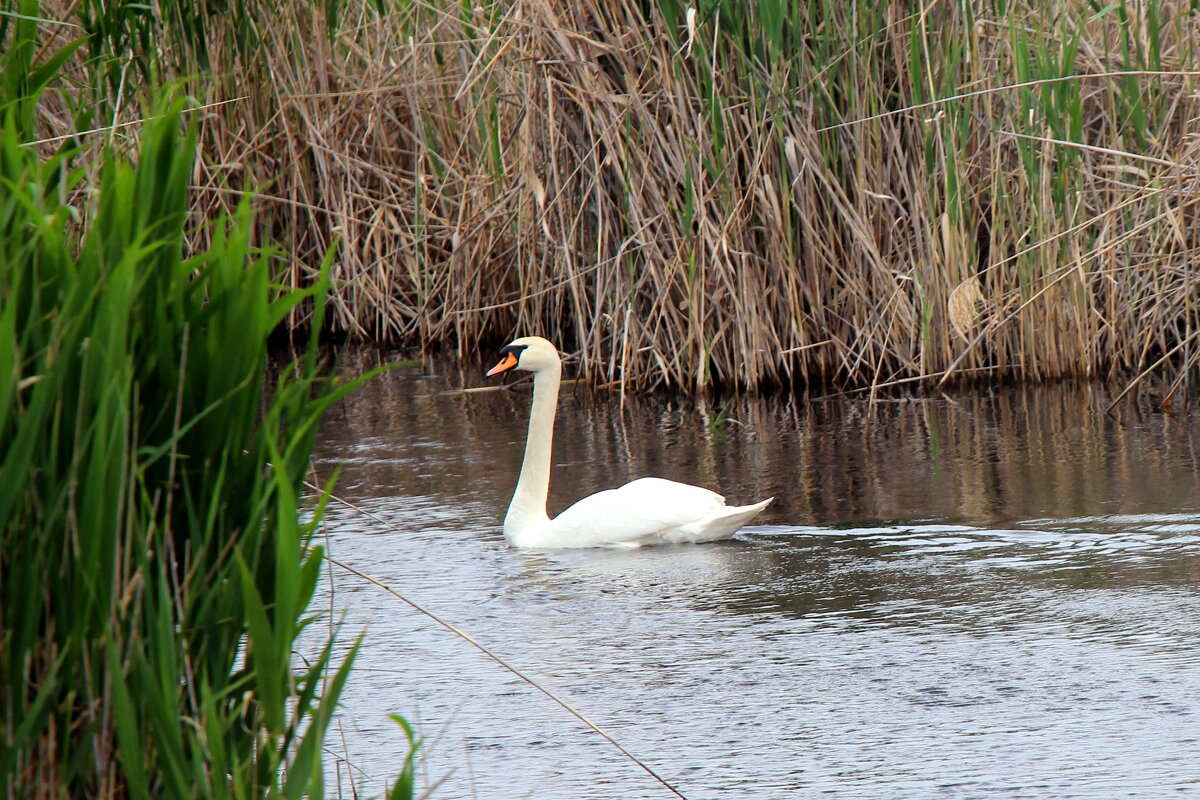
left=0, top=58, right=382, bottom=797
left=23, top=0, right=1200, bottom=395
left=212, top=0, right=1200, bottom=393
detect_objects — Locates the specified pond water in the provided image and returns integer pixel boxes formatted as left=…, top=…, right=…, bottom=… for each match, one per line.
left=309, top=350, right=1200, bottom=799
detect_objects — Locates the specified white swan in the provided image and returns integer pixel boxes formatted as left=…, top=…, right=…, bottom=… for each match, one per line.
left=486, top=336, right=773, bottom=548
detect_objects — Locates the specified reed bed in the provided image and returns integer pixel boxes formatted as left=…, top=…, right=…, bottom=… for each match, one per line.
left=20, top=1, right=1200, bottom=395
left=181, top=0, right=1200, bottom=394
left=0, top=65, right=403, bottom=793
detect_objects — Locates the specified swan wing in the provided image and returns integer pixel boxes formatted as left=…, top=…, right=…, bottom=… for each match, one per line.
left=548, top=477, right=733, bottom=547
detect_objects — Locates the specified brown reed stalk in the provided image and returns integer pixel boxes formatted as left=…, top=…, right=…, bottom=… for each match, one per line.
left=31, top=0, right=1200, bottom=395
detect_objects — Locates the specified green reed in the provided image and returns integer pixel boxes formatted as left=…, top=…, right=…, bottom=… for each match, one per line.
left=0, top=51, right=403, bottom=796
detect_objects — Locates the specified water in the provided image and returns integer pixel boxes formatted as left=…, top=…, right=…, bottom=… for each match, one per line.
left=309, top=351, right=1200, bottom=799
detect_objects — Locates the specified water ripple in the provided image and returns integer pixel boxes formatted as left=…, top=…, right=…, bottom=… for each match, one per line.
left=307, top=378, right=1200, bottom=799
left=307, top=505, right=1200, bottom=799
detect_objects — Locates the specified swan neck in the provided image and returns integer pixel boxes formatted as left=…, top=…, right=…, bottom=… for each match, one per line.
left=506, top=363, right=561, bottom=538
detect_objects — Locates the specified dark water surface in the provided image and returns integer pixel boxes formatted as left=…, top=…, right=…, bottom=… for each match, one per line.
left=309, top=351, right=1200, bottom=799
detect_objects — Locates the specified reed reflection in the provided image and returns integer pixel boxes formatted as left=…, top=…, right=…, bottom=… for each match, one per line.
left=316, top=350, right=1200, bottom=532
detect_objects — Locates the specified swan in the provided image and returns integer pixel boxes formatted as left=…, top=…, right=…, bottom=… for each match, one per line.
left=485, top=336, right=773, bottom=548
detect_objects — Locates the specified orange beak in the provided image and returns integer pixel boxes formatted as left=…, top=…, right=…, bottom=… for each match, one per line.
left=486, top=352, right=519, bottom=377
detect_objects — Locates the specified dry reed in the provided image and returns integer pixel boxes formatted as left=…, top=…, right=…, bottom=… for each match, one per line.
left=29, top=0, right=1200, bottom=395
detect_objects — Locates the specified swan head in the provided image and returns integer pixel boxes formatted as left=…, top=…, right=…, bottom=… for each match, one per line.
left=486, top=336, right=562, bottom=377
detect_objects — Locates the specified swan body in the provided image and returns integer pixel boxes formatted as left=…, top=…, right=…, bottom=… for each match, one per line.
left=486, top=336, right=773, bottom=548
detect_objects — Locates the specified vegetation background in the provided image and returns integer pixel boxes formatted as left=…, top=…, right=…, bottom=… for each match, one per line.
left=17, top=0, right=1200, bottom=396
left=19, top=0, right=1190, bottom=395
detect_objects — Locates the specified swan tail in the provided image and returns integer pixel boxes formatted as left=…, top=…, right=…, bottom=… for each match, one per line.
left=664, top=496, right=774, bottom=544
